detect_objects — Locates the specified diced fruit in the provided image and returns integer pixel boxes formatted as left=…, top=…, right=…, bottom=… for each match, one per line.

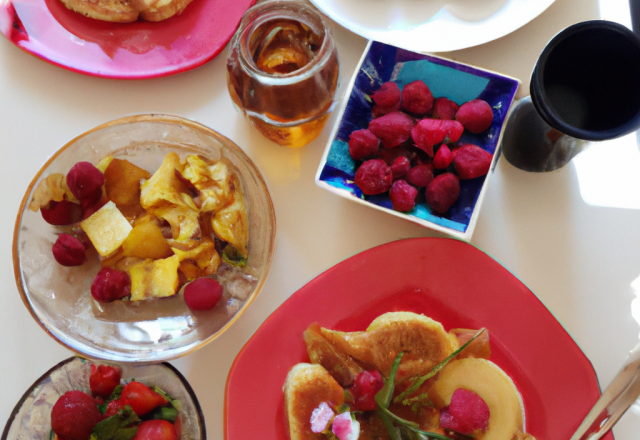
left=406, top=164, right=434, bottom=188
left=91, top=268, right=132, bottom=303
left=425, top=173, right=460, bottom=214
left=450, top=328, right=491, bottom=359
left=104, top=158, right=151, bottom=216
left=66, top=161, right=104, bottom=202
left=332, top=412, right=360, bottom=440
left=183, top=277, right=223, bottom=310
left=52, top=233, right=86, bottom=266
left=96, top=155, right=114, bottom=173
left=128, top=255, right=180, bottom=301
left=349, top=129, right=380, bottom=160
left=41, top=200, right=82, bottom=226
left=401, top=80, right=434, bottom=115
left=433, top=144, right=453, bottom=169
left=132, top=420, right=176, bottom=440
left=81, top=195, right=108, bottom=220
left=310, top=402, right=334, bottom=433
left=90, top=364, right=122, bottom=398
left=81, top=201, right=133, bottom=257
left=439, top=388, right=490, bottom=434
left=172, top=237, right=220, bottom=278
left=354, top=159, right=393, bottom=195
left=411, top=119, right=464, bottom=156
left=182, top=155, right=234, bottom=213
left=212, top=175, right=249, bottom=258
left=350, top=370, right=383, bottom=411
left=431, top=358, right=523, bottom=440
left=371, top=82, right=401, bottom=108
left=390, top=156, right=411, bottom=180
left=389, top=180, right=418, bottom=212
left=122, top=223, right=173, bottom=260
left=431, top=97, right=459, bottom=120
left=456, top=99, right=494, bottom=133
left=51, top=391, right=103, bottom=440
left=120, top=382, right=168, bottom=416
left=453, top=144, right=493, bottom=179
left=368, top=112, right=415, bottom=148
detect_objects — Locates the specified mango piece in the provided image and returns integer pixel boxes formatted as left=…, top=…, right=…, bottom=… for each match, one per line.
left=81, top=201, right=132, bottom=257
left=128, top=255, right=180, bottom=301
left=122, top=222, right=174, bottom=260
left=431, top=358, right=523, bottom=440
left=212, top=175, right=249, bottom=257
left=104, top=158, right=151, bottom=218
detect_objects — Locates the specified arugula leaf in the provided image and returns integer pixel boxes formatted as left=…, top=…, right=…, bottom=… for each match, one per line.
left=375, top=352, right=403, bottom=409
left=91, top=407, right=140, bottom=440
left=394, top=328, right=486, bottom=404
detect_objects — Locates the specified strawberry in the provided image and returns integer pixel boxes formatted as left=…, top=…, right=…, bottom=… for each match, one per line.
left=354, top=159, right=393, bottom=195
left=51, top=391, right=103, bottom=440
left=431, top=97, right=459, bottom=120
left=401, top=80, right=434, bottom=115
left=104, top=399, right=126, bottom=417
left=433, top=144, right=453, bottom=169
left=455, top=99, right=494, bottom=133
left=120, top=382, right=167, bottom=416
left=390, top=156, right=411, bottom=180
left=371, top=82, right=401, bottom=108
left=132, top=420, right=176, bottom=440
left=411, top=119, right=464, bottom=156
left=439, top=388, right=490, bottom=434
left=389, top=180, right=418, bottom=212
left=453, top=144, right=493, bottom=179
left=349, top=129, right=380, bottom=160
left=425, top=173, right=460, bottom=214
left=406, top=164, right=434, bottom=188
left=90, top=364, right=122, bottom=398
left=368, top=112, right=416, bottom=148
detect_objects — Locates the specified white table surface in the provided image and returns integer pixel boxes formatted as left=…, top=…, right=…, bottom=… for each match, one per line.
left=2, top=0, right=640, bottom=438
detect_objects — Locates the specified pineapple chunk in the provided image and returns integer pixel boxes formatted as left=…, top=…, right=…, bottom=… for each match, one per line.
left=128, top=255, right=180, bottom=301
left=171, top=237, right=220, bottom=276
left=81, top=201, right=132, bottom=257
left=182, top=155, right=234, bottom=212
left=122, top=222, right=173, bottom=260
left=212, top=175, right=249, bottom=257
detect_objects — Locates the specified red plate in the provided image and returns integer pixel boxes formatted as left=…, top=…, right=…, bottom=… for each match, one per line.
left=0, top=0, right=253, bottom=78
left=225, top=237, right=612, bottom=440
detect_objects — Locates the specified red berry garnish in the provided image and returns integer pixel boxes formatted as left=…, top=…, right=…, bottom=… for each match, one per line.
left=132, top=420, right=177, bottom=440
left=51, top=391, right=103, bottom=440
left=91, top=268, right=131, bottom=303
left=389, top=180, right=418, bottom=212
left=431, top=97, right=459, bottom=120
left=371, top=82, right=401, bottom=108
left=368, top=112, right=416, bottom=148
left=433, top=144, right=453, bottom=169
left=440, top=388, right=490, bottom=434
left=66, top=162, right=104, bottom=202
left=425, top=173, right=460, bottom=214
left=453, top=144, right=493, bottom=179
left=354, top=159, right=393, bottom=195
left=406, top=164, right=434, bottom=188
left=349, top=129, right=380, bottom=161
left=390, top=156, right=411, bottom=180
left=350, top=370, right=384, bottom=411
left=401, top=80, right=434, bottom=115
left=184, top=277, right=223, bottom=311
left=120, top=381, right=168, bottom=416
left=411, top=119, right=464, bottom=156
left=52, top=233, right=86, bottom=267
left=90, top=364, right=122, bottom=398
left=456, top=99, right=494, bottom=133
left=41, top=200, right=83, bottom=226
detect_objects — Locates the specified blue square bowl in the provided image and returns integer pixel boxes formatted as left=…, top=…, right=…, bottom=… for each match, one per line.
left=316, top=41, right=520, bottom=239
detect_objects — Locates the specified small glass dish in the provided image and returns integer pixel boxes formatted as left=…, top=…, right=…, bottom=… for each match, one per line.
left=12, top=114, right=276, bottom=363
left=315, top=41, right=520, bottom=240
left=2, top=357, right=206, bottom=440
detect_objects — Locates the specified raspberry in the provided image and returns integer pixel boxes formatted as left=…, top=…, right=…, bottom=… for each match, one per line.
left=431, top=97, right=459, bottom=120
left=368, top=112, right=415, bottom=148
left=371, top=82, right=401, bottom=108
left=184, top=277, right=223, bottom=310
left=390, top=156, right=411, bottom=180
left=349, top=129, right=380, bottom=161
left=453, top=144, right=493, bottom=179
left=51, top=391, right=103, bottom=440
left=433, top=144, right=453, bottom=169
left=411, top=119, right=464, bottom=156
left=52, top=234, right=86, bottom=267
left=455, top=99, right=494, bottom=133
left=401, top=80, right=434, bottom=115
left=350, top=370, right=384, bottom=411
left=389, top=180, right=418, bottom=212
left=439, top=388, right=490, bottom=434
left=41, top=200, right=83, bottom=226
left=354, top=159, right=393, bottom=195
left=406, top=164, right=434, bottom=187
left=91, top=268, right=131, bottom=303
left=425, top=173, right=460, bottom=214
left=66, top=162, right=104, bottom=202
left=81, top=196, right=108, bottom=220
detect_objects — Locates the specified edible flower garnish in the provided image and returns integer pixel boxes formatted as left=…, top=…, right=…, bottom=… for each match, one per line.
left=331, top=412, right=360, bottom=440
left=311, top=402, right=335, bottom=433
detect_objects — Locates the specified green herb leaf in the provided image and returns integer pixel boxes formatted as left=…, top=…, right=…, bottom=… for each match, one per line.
left=375, top=352, right=403, bottom=409
left=378, top=406, right=450, bottom=440
left=394, top=328, right=486, bottom=404
left=91, top=407, right=140, bottom=440
left=377, top=408, right=401, bottom=440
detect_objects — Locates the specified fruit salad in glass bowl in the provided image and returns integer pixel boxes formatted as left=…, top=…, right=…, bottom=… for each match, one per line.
left=1, top=357, right=205, bottom=440
left=13, top=114, right=276, bottom=363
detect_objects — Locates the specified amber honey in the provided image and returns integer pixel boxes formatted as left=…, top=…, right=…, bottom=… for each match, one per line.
left=226, top=1, right=340, bottom=148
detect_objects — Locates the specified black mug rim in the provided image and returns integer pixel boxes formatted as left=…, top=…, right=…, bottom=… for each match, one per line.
left=530, top=20, right=640, bottom=141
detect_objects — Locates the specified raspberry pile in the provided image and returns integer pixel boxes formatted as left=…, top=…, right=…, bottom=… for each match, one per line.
left=349, top=80, right=494, bottom=215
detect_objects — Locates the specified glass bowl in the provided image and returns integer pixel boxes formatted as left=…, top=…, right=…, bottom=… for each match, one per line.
left=13, top=114, right=276, bottom=363
left=2, top=356, right=206, bottom=440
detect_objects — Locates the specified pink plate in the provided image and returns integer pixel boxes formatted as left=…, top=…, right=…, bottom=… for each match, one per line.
left=225, top=237, right=613, bottom=440
left=0, top=0, right=254, bottom=78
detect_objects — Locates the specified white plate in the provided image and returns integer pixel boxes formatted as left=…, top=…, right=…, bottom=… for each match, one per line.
left=311, top=0, right=555, bottom=52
